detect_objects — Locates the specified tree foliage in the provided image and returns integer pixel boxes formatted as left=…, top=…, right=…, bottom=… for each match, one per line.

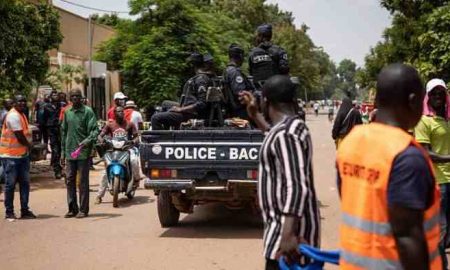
left=359, top=1, right=450, bottom=88
left=0, top=0, right=62, bottom=98
left=336, top=59, right=358, bottom=99
left=96, top=0, right=339, bottom=107
left=417, top=4, right=450, bottom=81
left=45, top=64, right=86, bottom=91
left=92, top=13, right=121, bottom=28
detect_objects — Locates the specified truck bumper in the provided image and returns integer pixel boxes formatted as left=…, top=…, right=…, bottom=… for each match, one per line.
left=144, top=179, right=194, bottom=190
left=144, top=179, right=257, bottom=191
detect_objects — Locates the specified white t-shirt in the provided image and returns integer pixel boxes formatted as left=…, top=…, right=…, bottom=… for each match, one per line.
left=1, top=111, right=30, bottom=158
left=6, top=111, right=24, bottom=131
left=313, top=103, right=320, bottom=110
left=130, top=111, right=143, bottom=130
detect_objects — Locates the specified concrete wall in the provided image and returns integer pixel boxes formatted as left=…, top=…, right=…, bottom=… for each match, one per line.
left=56, top=8, right=115, bottom=59
left=28, top=0, right=121, bottom=118
left=29, top=0, right=116, bottom=60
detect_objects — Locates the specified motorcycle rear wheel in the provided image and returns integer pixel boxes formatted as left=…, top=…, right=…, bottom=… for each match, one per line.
left=113, top=175, right=120, bottom=208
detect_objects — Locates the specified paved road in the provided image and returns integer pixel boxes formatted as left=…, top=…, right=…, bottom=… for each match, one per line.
left=0, top=115, right=339, bottom=270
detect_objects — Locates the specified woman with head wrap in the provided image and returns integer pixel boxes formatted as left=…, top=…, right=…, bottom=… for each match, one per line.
left=331, top=97, right=363, bottom=148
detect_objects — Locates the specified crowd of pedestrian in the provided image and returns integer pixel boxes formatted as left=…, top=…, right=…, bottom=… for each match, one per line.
left=1, top=23, right=449, bottom=270
left=0, top=86, right=145, bottom=220
left=239, top=63, right=449, bottom=269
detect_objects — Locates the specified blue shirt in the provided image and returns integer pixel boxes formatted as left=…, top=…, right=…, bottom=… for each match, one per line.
left=337, top=145, right=433, bottom=210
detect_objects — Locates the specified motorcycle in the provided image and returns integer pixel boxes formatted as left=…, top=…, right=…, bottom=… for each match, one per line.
left=102, top=137, right=137, bottom=207
left=278, top=245, right=340, bottom=270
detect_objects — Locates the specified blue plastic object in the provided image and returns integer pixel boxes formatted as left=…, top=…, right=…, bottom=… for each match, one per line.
left=278, top=245, right=340, bottom=270
left=108, top=163, right=125, bottom=178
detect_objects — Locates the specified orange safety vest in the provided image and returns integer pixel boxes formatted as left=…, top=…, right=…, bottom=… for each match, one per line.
left=124, top=108, right=133, bottom=122
left=0, top=109, right=32, bottom=157
left=337, top=123, right=441, bottom=270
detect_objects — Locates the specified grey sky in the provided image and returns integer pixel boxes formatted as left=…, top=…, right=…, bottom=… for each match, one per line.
left=267, top=0, right=392, bottom=66
left=53, top=0, right=392, bottom=66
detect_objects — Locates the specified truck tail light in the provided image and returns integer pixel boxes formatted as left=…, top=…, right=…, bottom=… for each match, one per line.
left=151, top=169, right=159, bottom=178
left=247, top=170, right=258, bottom=179
left=151, top=169, right=177, bottom=179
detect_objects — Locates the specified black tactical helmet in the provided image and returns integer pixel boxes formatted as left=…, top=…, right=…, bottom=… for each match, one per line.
left=228, top=43, right=244, bottom=58
left=187, top=52, right=204, bottom=65
left=256, top=24, right=272, bottom=35
left=203, top=53, right=214, bottom=63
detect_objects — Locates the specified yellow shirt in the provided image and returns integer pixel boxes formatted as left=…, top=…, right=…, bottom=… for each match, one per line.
left=415, top=115, right=450, bottom=184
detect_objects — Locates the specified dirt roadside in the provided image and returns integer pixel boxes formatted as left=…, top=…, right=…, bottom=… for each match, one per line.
left=0, top=115, right=340, bottom=270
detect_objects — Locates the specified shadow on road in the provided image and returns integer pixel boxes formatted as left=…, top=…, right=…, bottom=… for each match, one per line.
left=89, top=213, right=122, bottom=221
left=160, top=203, right=263, bottom=239
left=37, top=214, right=60, bottom=219
left=30, top=178, right=66, bottom=191
left=118, top=195, right=154, bottom=208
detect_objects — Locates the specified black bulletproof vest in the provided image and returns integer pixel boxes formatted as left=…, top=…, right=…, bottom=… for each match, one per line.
left=249, top=45, right=281, bottom=85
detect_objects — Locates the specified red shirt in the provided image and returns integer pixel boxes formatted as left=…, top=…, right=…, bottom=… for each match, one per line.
left=124, top=108, right=134, bottom=122
left=59, top=102, right=72, bottom=121
left=107, top=106, right=116, bottom=120
left=101, top=119, right=137, bottom=140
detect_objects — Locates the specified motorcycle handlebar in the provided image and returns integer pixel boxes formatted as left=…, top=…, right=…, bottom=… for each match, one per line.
left=99, top=138, right=136, bottom=149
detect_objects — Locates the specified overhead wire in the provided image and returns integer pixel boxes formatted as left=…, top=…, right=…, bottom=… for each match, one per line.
left=56, top=0, right=129, bottom=14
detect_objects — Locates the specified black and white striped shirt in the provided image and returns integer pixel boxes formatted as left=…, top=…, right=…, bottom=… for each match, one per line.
left=258, top=115, right=320, bottom=259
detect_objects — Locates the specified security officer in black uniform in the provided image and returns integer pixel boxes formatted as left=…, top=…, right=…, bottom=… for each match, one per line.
left=248, top=24, right=289, bottom=89
left=151, top=53, right=214, bottom=130
left=223, top=44, right=254, bottom=119
left=43, top=90, right=62, bottom=179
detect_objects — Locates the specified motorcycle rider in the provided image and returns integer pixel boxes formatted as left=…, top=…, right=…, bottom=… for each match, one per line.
left=223, top=44, right=254, bottom=119
left=249, top=24, right=289, bottom=89
left=107, top=92, right=127, bottom=121
left=95, top=106, right=141, bottom=204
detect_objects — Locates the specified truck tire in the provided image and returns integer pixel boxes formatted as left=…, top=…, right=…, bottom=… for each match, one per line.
left=113, top=176, right=120, bottom=208
left=157, top=191, right=180, bottom=227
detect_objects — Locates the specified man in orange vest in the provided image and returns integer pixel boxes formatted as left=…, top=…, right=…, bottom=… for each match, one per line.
left=0, top=95, right=36, bottom=221
left=337, top=64, right=441, bottom=270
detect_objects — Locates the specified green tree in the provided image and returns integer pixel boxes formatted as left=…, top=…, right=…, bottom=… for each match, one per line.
left=359, top=1, right=450, bottom=87
left=337, top=59, right=358, bottom=99
left=91, top=13, right=121, bottom=28
left=319, top=60, right=339, bottom=99
left=45, top=64, right=86, bottom=91
left=0, top=0, right=62, bottom=98
left=97, top=0, right=244, bottom=106
left=96, top=0, right=339, bottom=106
left=417, top=4, right=450, bottom=81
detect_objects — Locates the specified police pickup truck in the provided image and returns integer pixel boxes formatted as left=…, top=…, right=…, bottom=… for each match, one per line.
left=141, top=128, right=263, bottom=227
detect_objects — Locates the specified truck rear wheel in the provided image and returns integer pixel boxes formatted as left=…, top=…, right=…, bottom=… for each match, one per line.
left=157, top=191, right=180, bottom=227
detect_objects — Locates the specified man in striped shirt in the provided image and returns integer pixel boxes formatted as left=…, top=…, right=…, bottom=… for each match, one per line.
left=240, top=75, right=320, bottom=270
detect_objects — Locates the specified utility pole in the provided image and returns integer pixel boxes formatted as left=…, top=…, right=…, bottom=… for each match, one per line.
left=87, top=14, right=93, bottom=102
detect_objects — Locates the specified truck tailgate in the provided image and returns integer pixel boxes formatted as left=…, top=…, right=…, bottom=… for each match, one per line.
left=140, top=130, right=264, bottom=179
